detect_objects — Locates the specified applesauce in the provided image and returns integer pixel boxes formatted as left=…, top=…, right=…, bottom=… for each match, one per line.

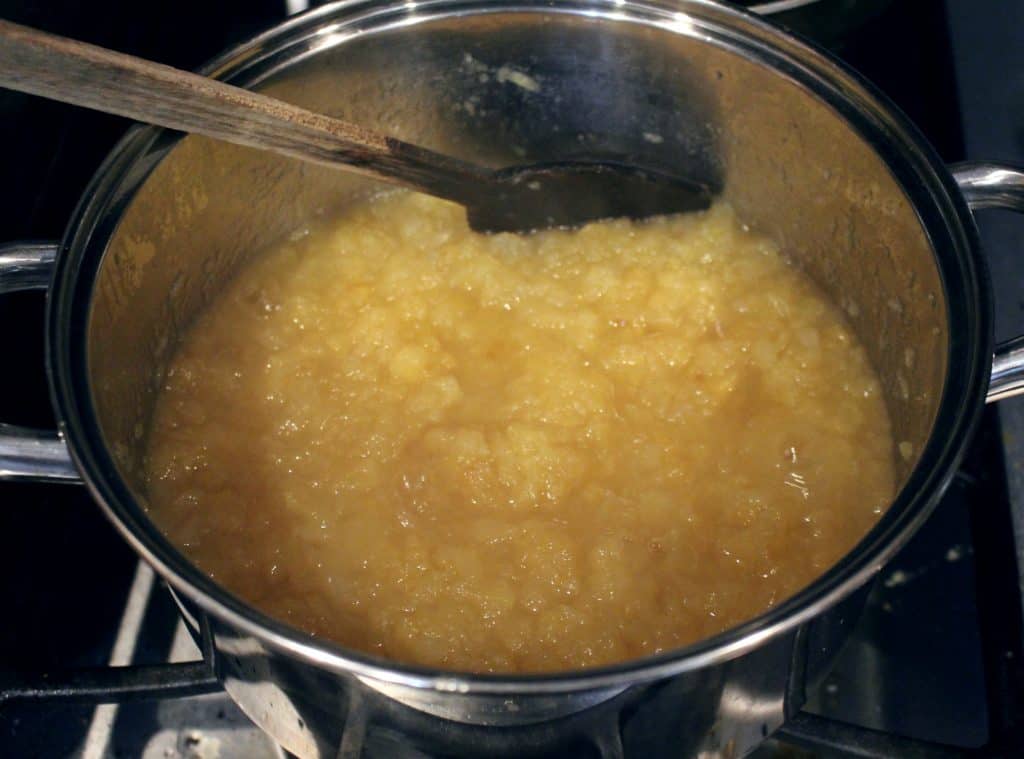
left=145, top=191, right=894, bottom=673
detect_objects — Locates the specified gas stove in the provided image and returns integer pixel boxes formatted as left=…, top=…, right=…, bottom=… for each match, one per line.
left=1, top=1, right=1022, bottom=756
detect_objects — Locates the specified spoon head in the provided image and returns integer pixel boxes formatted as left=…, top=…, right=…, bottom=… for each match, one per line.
left=467, top=160, right=714, bottom=234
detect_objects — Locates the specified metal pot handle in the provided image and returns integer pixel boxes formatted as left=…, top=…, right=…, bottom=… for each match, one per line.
left=0, top=241, right=79, bottom=482
left=951, top=162, right=1024, bottom=403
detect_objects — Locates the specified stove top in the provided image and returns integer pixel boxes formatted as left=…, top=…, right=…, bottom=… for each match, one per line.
left=1, top=1, right=1022, bottom=757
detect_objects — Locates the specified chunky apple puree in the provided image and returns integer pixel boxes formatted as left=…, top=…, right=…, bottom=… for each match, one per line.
left=145, top=191, right=894, bottom=673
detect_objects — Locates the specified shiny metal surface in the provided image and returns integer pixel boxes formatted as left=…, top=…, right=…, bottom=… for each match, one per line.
left=749, top=0, right=823, bottom=12
left=952, top=162, right=1024, bottom=403
left=0, top=242, right=78, bottom=482
left=0, top=423, right=79, bottom=482
left=0, top=241, right=59, bottom=292
left=952, top=161, right=1024, bottom=211
left=0, top=0, right=1008, bottom=756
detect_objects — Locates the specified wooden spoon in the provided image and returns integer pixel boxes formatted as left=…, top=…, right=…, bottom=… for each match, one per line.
left=0, top=19, right=712, bottom=233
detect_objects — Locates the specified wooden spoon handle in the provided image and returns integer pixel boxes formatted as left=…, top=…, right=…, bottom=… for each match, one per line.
left=0, top=19, right=485, bottom=202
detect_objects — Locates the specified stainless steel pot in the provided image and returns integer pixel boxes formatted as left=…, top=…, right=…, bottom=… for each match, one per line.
left=3, top=1, right=1024, bottom=756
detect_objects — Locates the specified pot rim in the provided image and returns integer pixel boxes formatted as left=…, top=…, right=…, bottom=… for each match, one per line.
left=47, top=0, right=992, bottom=695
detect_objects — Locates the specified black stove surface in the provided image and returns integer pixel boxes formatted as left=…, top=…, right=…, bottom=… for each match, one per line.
left=1, top=1, right=1023, bottom=757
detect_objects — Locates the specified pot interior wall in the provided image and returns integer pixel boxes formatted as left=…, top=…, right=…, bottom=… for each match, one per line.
left=87, top=9, right=946, bottom=510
